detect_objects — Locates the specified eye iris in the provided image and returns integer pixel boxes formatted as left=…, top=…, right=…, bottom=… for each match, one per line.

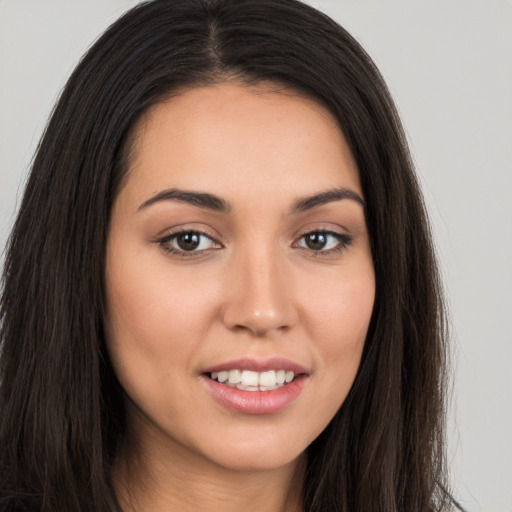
left=305, top=232, right=327, bottom=250
left=176, top=232, right=200, bottom=251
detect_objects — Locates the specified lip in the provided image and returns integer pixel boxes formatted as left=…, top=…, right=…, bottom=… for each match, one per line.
left=202, top=374, right=307, bottom=415
left=202, top=357, right=307, bottom=374
left=201, top=357, right=309, bottom=415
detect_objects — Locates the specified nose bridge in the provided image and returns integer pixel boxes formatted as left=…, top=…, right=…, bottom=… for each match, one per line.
left=221, top=240, right=295, bottom=336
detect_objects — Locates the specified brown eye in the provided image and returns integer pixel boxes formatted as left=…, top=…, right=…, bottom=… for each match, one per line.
left=176, top=232, right=201, bottom=251
left=296, top=231, right=353, bottom=253
left=305, top=233, right=328, bottom=250
left=159, top=230, right=220, bottom=255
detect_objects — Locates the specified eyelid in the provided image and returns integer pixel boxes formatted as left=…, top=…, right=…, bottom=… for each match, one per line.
left=154, top=225, right=224, bottom=257
left=153, top=222, right=223, bottom=242
left=153, top=223, right=354, bottom=258
left=292, top=227, right=354, bottom=255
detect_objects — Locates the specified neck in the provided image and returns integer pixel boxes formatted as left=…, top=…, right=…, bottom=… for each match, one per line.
left=112, top=426, right=305, bottom=512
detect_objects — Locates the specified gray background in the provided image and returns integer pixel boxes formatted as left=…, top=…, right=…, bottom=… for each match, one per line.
left=1, top=1, right=511, bottom=510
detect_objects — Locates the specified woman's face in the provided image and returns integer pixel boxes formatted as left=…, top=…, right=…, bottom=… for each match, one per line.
left=105, top=83, right=375, bottom=473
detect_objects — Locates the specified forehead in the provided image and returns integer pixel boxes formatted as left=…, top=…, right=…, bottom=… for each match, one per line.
left=122, top=82, right=361, bottom=207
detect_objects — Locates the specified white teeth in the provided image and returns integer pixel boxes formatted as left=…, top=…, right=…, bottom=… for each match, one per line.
left=260, top=384, right=279, bottom=391
left=276, top=370, right=286, bottom=385
left=237, top=384, right=259, bottom=391
left=259, top=370, right=276, bottom=387
left=210, top=369, right=297, bottom=390
left=228, top=369, right=241, bottom=384
left=241, top=370, right=259, bottom=386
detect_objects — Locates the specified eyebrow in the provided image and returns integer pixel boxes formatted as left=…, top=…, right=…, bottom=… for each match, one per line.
left=138, top=188, right=231, bottom=213
left=290, top=188, right=366, bottom=213
left=137, top=186, right=365, bottom=214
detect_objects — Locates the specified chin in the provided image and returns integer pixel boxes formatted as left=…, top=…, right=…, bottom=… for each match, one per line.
left=208, top=448, right=304, bottom=474
left=187, top=427, right=311, bottom=474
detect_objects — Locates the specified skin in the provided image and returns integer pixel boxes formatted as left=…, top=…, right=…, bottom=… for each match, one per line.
left=105, top=82, right=375, bottom=512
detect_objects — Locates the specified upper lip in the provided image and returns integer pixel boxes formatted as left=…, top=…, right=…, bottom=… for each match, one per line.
left=202, top=357, right=308, bottom=375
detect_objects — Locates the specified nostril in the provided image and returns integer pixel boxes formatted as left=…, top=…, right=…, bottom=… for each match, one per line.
left=232, top=323, right=290, bottom=337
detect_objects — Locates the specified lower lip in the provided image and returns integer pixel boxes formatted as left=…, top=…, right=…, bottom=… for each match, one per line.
left=202, top=375, right=307, bottom=415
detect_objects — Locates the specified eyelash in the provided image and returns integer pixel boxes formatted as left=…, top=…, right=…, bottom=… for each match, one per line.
left=157, top=229, right=353, bottom=257
left=157, top=229, right=221, bottom=257
left=293, top=230, right=353, bottom=255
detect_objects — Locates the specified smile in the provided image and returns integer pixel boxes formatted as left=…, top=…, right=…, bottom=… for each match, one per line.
left=202, top=359, right=308, bottom=414
left=210, top=369, right=296, bottom=391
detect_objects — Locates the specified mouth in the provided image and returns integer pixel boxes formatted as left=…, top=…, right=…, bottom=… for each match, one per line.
left=208, top=369, right=297, bottom=391
left=201, top=358, right=308, bottom=414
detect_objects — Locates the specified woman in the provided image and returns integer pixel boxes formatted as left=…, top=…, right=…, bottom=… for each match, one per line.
left=0, top=0, right=463, bottom=510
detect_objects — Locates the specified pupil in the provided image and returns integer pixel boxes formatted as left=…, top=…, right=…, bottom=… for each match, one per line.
left=177, top=232, right=200, bottom=251
left=306, top=233, right=327, bottom=250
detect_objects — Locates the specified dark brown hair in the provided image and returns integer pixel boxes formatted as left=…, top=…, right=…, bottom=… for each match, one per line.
left=0, top=1, right=462, bottom=510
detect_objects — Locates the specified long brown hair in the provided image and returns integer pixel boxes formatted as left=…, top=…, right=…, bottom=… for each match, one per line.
left=0, top=1, right=462, bottom=510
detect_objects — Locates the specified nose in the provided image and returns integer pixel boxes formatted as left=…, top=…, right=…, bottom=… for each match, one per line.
left=221, top=247, right=298, bottom=337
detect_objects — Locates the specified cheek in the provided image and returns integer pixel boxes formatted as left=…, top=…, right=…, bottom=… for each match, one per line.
left=300, top=263, right=375, bottom=382
left=108, top=234, right=218, bottom=325
left=305, top=262, right=374, bottom=333
left=103, top=247, right=219, bottom=386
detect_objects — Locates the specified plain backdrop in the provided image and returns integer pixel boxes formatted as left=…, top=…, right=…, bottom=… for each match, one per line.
left=0, top=1, right=511, bottom=511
